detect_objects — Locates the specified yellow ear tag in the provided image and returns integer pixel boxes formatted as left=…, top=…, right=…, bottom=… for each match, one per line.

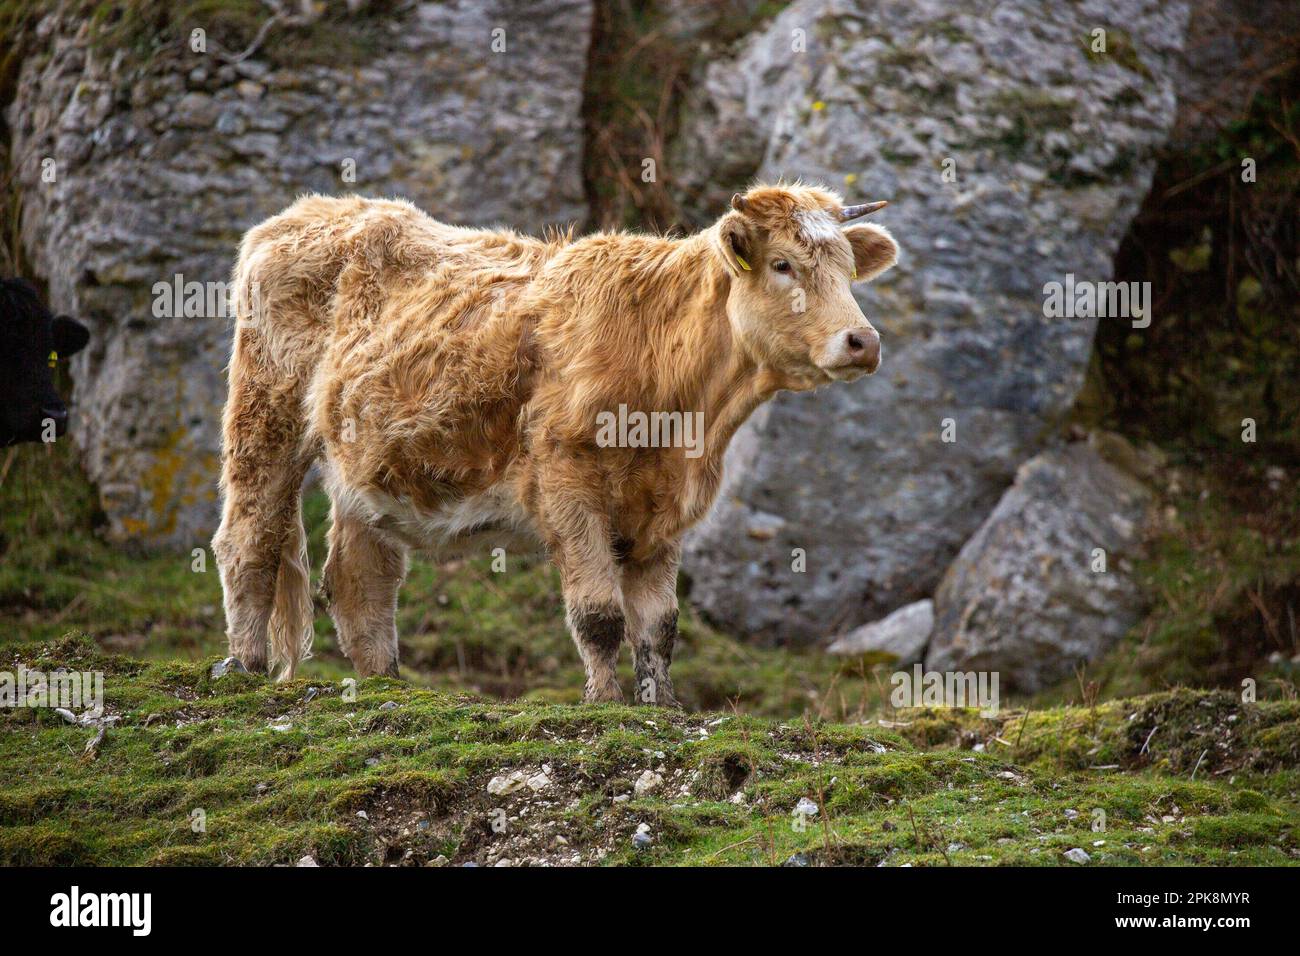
left=48, top=350, right=58, bottom=368
left=736, top=255, right=751, bottom=272
left=851, top=266, right=858, bottom=280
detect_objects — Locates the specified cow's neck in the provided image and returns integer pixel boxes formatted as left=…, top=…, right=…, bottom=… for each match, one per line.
left=664, top=233, right=784, bottom=476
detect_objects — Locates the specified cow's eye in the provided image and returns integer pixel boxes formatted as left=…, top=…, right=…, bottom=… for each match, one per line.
left=772, top=260, right=792, bottom=274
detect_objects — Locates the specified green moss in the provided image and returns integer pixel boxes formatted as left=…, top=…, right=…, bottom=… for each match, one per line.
left=2, top=639, right=1295, bottom=866
left=1, top=0, right=405, bottom=73
left=1079, top=27, right=1152, bottom=80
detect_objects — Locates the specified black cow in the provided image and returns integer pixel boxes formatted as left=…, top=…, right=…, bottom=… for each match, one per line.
left=1, top=278, right=90, bottom=446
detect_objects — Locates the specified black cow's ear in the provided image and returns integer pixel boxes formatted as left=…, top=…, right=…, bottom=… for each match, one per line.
left=51, top=316, right=90, bottom=357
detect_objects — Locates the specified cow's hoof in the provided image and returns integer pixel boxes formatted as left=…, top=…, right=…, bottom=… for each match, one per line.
left=584, top=684, right=625, bottom=705
left=634, top=677, right=680, bottom=708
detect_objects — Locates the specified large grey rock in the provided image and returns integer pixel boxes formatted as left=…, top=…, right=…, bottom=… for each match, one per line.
left=827, top=599, right=932, bottom=665
left=677, top=0, right=1190, bottom=642
left=925, top=436, right=1157, bottom=692
left=7, top=1, right=590, bottom=548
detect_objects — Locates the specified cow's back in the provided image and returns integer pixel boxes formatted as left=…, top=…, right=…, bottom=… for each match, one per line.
left=232, top=196, right=433, bottom=371
left=230, top=195, right=566, bottom=523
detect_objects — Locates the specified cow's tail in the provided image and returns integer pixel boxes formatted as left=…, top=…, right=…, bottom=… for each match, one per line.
left=268, top=498, right=313, bottom=681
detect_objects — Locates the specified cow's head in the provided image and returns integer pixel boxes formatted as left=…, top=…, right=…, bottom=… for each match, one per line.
left=713, top=184, right=898, bottom=389
left=1, top=279, right=90, bottom=446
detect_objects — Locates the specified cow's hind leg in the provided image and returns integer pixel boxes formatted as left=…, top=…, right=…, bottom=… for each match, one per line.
left=212, top=363, right=312, bottom=677
left=622, top=545, right=681, bottom=708
left=321, top=507, right=408, bottom=677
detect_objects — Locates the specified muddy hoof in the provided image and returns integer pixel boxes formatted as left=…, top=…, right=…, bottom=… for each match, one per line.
left=584, top=683, right=625, bottom=704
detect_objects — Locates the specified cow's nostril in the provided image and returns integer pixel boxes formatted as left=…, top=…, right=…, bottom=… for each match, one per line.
left=843, top=328, right=880, bottom=370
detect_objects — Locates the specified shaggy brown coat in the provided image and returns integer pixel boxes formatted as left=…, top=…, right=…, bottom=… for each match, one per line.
left=213, top=184, right=899, bottom=704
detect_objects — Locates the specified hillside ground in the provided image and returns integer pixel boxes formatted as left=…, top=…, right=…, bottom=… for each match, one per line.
left=3, top=635, right=1297, bottom=866
left=1, top=442, right=1297, bottom=866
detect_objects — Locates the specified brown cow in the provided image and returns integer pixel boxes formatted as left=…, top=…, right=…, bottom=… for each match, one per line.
left=212, top=183, right=898, bottom=704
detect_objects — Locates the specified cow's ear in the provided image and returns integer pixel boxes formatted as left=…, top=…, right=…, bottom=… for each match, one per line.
left=51, top=316, right=90, bottom=357
left=844, top=224, right=899, bottom=283
left=713, top=211, right=757, bottom=277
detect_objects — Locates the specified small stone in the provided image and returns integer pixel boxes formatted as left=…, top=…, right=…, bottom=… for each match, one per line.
left=526, top=772, right=551, bottom=792
left=634, top=769, right=664, bottom=796
left=632, top=824, right=653, bottom=850
left=210, top=656, right=248, bottom=679
left=794, top=797, right=818, bottom=817
left=54, top=708, right=78, bottom=724
left=487, top=771, right=528, bottom=796
left=426, top=855, right=448, bottom=867
left=378, top=701, right=398, bottom=711
left=1063, top=847, right=1091, bottom=865
left=296, top=855, right=318, bottom=867
left=1064, top=808, right=1079, bottom=820
left=783, top=853, right=809, bottom=867
left=356, top=810, right=369, bottom=821
left=826, top=599, right=933, bottom=664
left=236, top=80, right=265, bottom=100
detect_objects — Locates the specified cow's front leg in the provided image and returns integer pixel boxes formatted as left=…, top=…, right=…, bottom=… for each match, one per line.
left=623, top=544, right=681, bottom=708
left=550, top=509, right=625, bottom=703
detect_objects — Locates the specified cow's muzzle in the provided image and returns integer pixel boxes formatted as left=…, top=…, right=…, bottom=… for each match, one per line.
left=822, top=327, right=881, bottom=379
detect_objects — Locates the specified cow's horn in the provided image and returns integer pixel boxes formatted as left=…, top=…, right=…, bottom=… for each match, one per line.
left=839, top=200, right=888, bottom=222
left=730, top=193, right=749, bottom=214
